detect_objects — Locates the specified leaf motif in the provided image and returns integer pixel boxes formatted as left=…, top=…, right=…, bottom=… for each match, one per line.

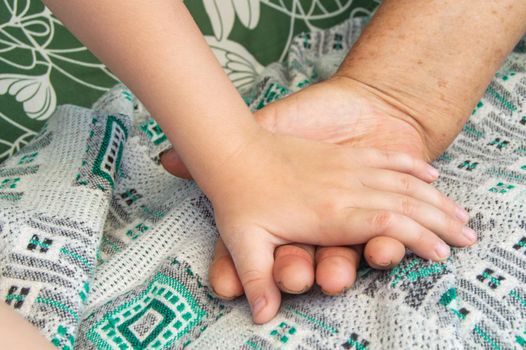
left=232, top=0, right=260, bottom=29
left=0, top=73, right=56, bottom=121
left=202, top=0, right=235, bottom=41
left=206, top=36, right=263, bottom=92
left=0, top=45, right=36, bottom=69
left=22, top=19, right=51, bottom=37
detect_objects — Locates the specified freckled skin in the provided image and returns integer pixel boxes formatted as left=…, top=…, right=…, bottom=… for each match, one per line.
left=337, top=0, right=526, bottom=160
left=438, top=80, right=448, bottom=89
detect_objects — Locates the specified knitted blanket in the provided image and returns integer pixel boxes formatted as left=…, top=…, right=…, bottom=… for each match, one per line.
left=1, top=18, right=525, bottom=350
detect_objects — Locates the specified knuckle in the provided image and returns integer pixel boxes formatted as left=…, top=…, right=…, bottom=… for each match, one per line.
left=430, top=188, right=450, bottom=211
left=360, top=148, right=381, bottom=165
left=446, top=197, right=459, bottom=215
left=443, top=197, right=456, bottom=215
left=408, top=155, right=417, bottom=171
left=319, top=199, right=342, bottom=219
left=413, top=229, right=428, bottom=248
left=371, top=210, right=393, bottom=232
left=400, top=197, right=414, bottom=216
left=445, top=216, right=461, bottom=238
left=435, top=191, right=455, bottom=209
left=400, top=153, right=415, bottom=171
left=380, top=149, right=392, bottom=163
left=435, top=192, right=456, bottom=218
left=239, top=269, right=265, bottom=289
left=414, top=157, right=426, bottom=170
left=399, top=176, right=413, bottom=194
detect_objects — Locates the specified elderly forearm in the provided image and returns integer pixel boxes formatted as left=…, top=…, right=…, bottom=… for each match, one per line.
left=336, top=0, right=526, bottom=158
left=41, top=0, right=259, bottom=193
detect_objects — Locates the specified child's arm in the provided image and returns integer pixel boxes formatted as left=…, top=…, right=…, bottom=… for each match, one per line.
left=42, top=1, right=469, bottom=323
left=44, top=0, right=258, bottom=195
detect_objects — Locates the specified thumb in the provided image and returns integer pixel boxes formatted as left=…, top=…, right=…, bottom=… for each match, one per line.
left=159, top=148, right=192, bottom=179
left=225, top=228, right=282, bottom=324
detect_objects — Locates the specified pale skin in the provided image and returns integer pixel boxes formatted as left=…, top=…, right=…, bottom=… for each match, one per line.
left=38, top=0, right=475, bottom=325
left=0, top=0, right=524, bottom=346
left=0, top=302, right=55, bottom=349
left=160, top=0, right=526, bottom=315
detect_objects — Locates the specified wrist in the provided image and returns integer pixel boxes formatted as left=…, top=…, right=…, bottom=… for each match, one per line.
left=191, top=123, right=267, bottom=202
left=331, top=68, right=463, bottom=160
left=331, top=0, right=526, bottom=160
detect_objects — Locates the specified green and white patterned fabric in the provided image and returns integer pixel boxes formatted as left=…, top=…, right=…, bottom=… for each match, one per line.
left=0, top=0, right=379, bottom=162
left=1, top=16, right=526, bottom=349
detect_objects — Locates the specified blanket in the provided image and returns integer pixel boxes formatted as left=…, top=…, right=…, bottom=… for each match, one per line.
left=1, top=17, right=526, bottom=349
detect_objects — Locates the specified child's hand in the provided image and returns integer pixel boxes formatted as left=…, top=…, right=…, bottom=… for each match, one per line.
left=207, top=131, right=471, bottom=324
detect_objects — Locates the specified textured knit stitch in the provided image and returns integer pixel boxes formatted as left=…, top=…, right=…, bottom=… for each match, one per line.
left=0, top=17, right=525, bottom=349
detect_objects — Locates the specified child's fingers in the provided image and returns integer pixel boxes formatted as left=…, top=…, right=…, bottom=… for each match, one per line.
left=328, top=208, right=450, bottom=262
left=359, top=170, right=469, bottom=224
left=354, top=190, right=475, bottom=247
left=350, top=148, right=438, bottom=183
left=363, top=236, right=406, bottom=269
left=225, top=229, right=282, bottom=324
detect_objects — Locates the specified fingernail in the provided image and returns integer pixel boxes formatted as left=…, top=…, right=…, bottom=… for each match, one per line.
left=251, top=296, right=266, bottom=316
left=321, top=288, right=339, bottom=296
left=342, top=284, right=353, bottom=293
left=427, top=166, right=439, bottom=179
left=376, top=260, right=392, bottom=268
left=462, top=227, right=477, bottom=243
left=277, top=281, right=311, bottom=295
left=434, top=244, right=450, bottom=260
left=321, top=285, right=353, bottom=296
left=455, top=207, right=469, bottom=223
left=209, top=286, right=237, bottom=301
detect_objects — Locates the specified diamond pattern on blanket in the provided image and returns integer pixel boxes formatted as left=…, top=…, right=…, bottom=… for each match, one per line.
left=87, top=272, right=205, bottom=349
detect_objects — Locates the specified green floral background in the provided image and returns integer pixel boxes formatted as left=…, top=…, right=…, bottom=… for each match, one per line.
left=0, top=0, right=379, bottom=162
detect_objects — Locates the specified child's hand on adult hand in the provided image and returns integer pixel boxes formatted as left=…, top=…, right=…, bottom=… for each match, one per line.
left=161, top=76, right=475, bottom=301
left=207, top=131, right=473, bottom=324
